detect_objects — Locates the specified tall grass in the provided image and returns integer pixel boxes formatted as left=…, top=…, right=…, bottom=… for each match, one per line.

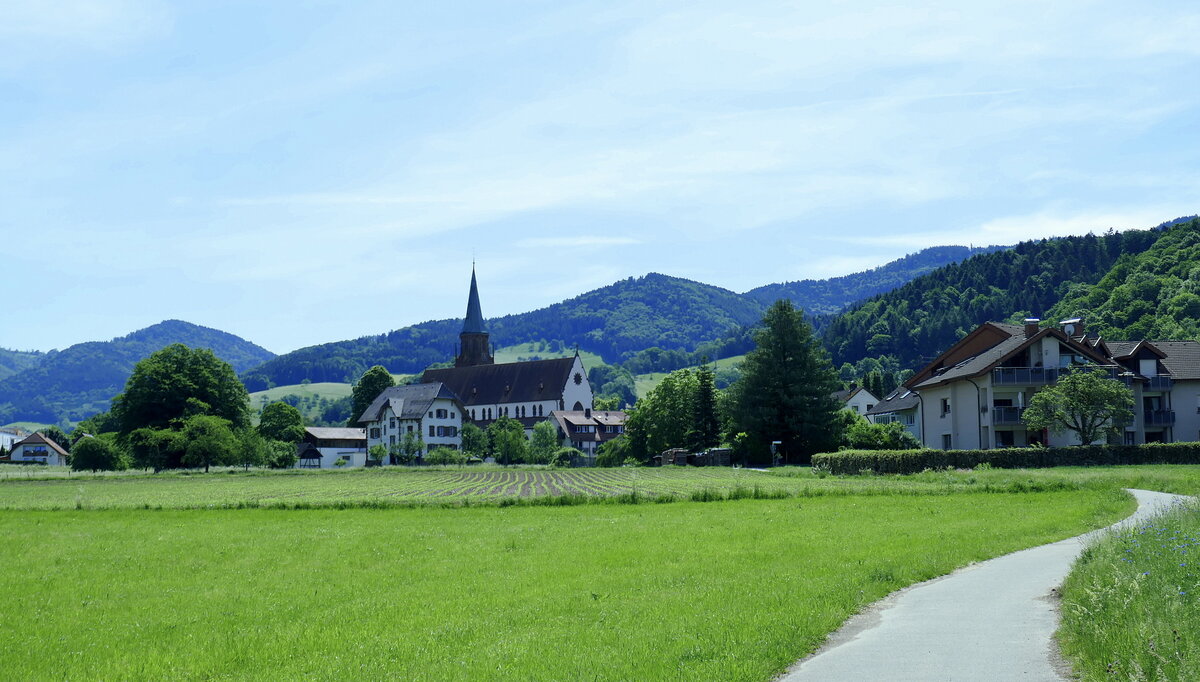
left=1058, top=501, right=1200, bottom=679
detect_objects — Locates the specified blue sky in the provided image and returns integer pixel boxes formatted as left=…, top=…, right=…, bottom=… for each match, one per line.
left=4, top=1, right=1199, bottom=354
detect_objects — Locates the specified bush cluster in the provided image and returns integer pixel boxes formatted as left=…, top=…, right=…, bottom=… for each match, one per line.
left=812, top=443, right=1200, bottom=475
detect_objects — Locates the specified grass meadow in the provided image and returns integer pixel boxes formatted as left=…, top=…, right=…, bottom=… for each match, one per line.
left=0, top=489, right=1132, bottom=681
left=1058, top=499, right=1200, bottom=680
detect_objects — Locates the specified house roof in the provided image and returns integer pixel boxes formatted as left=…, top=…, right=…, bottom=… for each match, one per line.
left=296, top=442, right=323, bottom=459
left=422, top=357, right=577, bottom=406
left=356, top=382, right=463, bottom=423
left=15, top=432, right=69, bottom=457
left=831, top=386, right=859, bottom=402
left=866, top=388, right=920, bottom=416
left=908, top=322, right=1112, bottom=390
left=305, top=427, right=366, bottom=441
left=1136, top=341, right=1200, bottom=380
left=462, top=268, right=486, bottom=334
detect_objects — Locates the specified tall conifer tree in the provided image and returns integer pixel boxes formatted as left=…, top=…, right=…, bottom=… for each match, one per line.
left=729, top=300, right=841, bottom=465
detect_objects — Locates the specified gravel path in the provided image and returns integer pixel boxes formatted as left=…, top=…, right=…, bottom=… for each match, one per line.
left=780, top=489, right=1191, bottom=681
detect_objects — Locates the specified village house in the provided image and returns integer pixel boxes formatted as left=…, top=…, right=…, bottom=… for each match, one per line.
left=357, top=382, right=465, bottom=460
left=832, top=384, right=879, bottom=416
left=869, top=317, right=1200, bottom=449
left=295, top=426, right=367, bottom=469
left=8, top=432, right=70, bottom=466
left=0, top=426, right=29, bottom=454
left=421, top=268, right=594, bottom=435
left=550, top=408, right=627, bottom=461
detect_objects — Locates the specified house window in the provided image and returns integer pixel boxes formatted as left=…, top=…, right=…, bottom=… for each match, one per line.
left=940, top=398, right=951, bottom=416
left=436, top=409, right=447, bottom=419
left=436, top=426, right=445, bottom=437
left=941, top=434, right=952, bottom=450
left=407, top=425, right=413, bottom=433
left=866, top=404, right=874, bottom=411
left=450, top=412, right=456, bottom=419
left=389, top=418, right=396, bottom=429
left=389, top=435, right=396, bottom=446
left=370, top=428, right=381, bottom=439
left=429, top=425, right=436, bottom=437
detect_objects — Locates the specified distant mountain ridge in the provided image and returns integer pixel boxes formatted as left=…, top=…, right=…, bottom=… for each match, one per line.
left=241, top=245, right=1008, bottom=390
left=744, top=245, right=1008, bottom=314
left=0, top=320, right=275, bottom=425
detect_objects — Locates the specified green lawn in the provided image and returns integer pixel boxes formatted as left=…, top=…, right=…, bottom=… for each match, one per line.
left=0, top=489, right=1132, bottom=681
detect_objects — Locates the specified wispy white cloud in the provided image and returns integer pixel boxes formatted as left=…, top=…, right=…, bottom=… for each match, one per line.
left=516, top=236, right=639, bottom=248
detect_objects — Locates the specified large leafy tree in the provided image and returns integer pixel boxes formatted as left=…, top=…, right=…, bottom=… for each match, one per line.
left=113, top=344, right=250, bottom=434
left=70, top=435, right=127, bottom=472
left=626, top=368, right=699, bottom=459
left=528, top=420, right=560, bottom=464
left=347, top=365, right=394, bottom=427
left=487, top=416, right=527, bottom=465
left=1023, top=369, right=1135, bottom=445
left=258, top=401, right=306, bottom=443
left=181, top=415, right=239, bottom=472
left=728, top=300, right=842, bottom=465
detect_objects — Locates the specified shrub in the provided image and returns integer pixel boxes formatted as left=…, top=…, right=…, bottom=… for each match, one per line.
left=549, top=447, right=581, bottom=468
left=811, top=443, right=1200, bottom=475
left=425, top=447, right=465, bottom=466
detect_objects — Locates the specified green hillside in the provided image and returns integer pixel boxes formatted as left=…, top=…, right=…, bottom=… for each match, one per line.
left=634, top=354, right=746, bottom=398
left=1049, top=218, right=1200, bottom=341
left=0, top=320, right=275, bottom=426
left=820, top=229, right=1165, bottom=369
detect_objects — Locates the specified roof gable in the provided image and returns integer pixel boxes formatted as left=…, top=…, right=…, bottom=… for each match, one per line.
left=422, top=357, right=577, bottom=406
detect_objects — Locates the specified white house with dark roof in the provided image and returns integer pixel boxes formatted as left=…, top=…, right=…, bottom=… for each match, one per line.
left=357, top=382, right=465, bottom=459
left=832, top=385, right=879, bottom=416
left=9, top=432, right=70, bottom=466
left=420, top=268, right=593, bottom=435
left=550, top=409, right=627, bottom=458
left=295, top=426, right=367, bottom=468
left=891, top=317, right=1200, bottom=450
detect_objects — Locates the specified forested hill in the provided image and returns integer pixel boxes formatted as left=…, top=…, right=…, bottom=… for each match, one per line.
left=820, top=228, right=1166, bottom=369
left=0, top=348, right=43, bottom=382
left=1048, top=217, right=1200, bottom=340
left=241, top=274, right=765, bottom=390
left=744, top=245, right=1008, bottom=314
left=0, top=320, right=275, bottom=425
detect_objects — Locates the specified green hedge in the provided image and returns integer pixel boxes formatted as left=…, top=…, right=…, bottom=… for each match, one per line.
left=811, top=443, right=1200, bottom=475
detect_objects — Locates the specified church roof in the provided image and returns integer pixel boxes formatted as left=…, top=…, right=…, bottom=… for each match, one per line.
left=422, top=357, right=577, bottom=406
left=356, top=382, right=462, bottom=424
left=462, top=268, right=486, bottom=334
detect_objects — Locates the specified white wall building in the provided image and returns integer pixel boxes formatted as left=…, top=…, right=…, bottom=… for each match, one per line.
left=9, top=432, right=69, bottom=466
left=295, top=427, right=367, bottom=469
left=357, top=382, right=465, bottom=460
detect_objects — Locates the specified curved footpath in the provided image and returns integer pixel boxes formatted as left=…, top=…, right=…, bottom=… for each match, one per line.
left=780, top=489, right=1192, bottom=681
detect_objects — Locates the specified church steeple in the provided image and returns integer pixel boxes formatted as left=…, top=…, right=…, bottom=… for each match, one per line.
left=462, top=267, right=486, bottom=334
left=456, top=266, right=494, bottom=367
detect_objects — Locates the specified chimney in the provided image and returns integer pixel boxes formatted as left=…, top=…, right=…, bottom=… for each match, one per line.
left=584, top=408, right=591, bottom=419
left=1024, top=318, right=1040, bottom=338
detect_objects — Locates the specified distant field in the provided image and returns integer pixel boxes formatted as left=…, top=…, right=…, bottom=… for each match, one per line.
left=635, top=354, right=745, bottom=397
left=1, top=421, right=53, bottom=432
left=0, top=488, right=1132, bottom=680
left=492, top=342, right=605, bottom=368
left=5, top=464, right=1198, bottom=511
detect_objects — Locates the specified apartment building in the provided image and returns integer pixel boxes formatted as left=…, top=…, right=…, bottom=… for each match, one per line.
left=868, top=318, right=1200, bottom=449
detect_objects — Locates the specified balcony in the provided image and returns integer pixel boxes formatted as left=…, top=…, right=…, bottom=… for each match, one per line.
left=1144, top=409, right=1176, bottom=427
left=991, top=406, right=1026, bottom=426
left=992, top=367, right=1058, bottom=385
left=1147, top=375, right=1174, bottom=391
left=991, top=365, right=1121, bottom=386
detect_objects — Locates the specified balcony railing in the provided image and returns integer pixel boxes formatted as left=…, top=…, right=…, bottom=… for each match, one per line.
left=991, top=406, right=1026, bottom=425
left=1147, top=375, right=1175, bottom=391
left=1144, top=409, right=1176, bottom=427
left=991, top=365, right=1121, bottom=386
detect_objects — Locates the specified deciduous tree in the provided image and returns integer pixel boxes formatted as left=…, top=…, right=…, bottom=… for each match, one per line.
left=113, top=344, right=250, bottom=434
left=347, top=366, right=394, bottom=427
left=258, top=401, right=306, bottom=443
left=1023, top=369, right=1135, bottom=445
